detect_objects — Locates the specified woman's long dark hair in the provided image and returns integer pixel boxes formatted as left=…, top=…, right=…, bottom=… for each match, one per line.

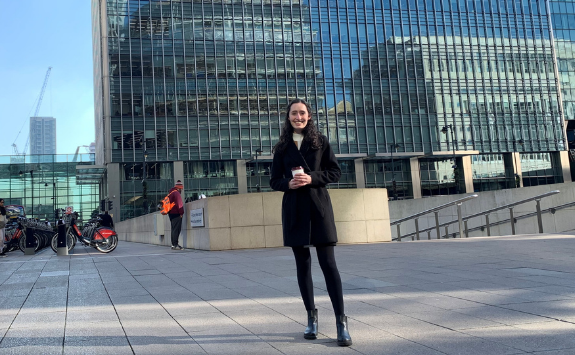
left=273, top=99, right=322, bottom=154
left=0, top=199, right=5, bottom=216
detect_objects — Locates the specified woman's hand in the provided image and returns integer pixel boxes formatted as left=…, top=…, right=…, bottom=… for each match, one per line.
left=289, top=173, right=312, bottom=189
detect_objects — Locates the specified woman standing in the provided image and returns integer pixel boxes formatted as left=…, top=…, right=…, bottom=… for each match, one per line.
left=270, top=99, right=352, bottom=346
left=0, top=199, right=7, bottom=257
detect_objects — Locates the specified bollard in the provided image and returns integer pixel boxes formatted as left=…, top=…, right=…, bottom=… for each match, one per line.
left=457, top=203, right=464, bottom=238
left=57, top=220, right=68, bottom=256
left=24, top=227, right=35, bottom=255
left=434, top=212, right=440, bottom=239
left=509, top=207, right=516, bottom=235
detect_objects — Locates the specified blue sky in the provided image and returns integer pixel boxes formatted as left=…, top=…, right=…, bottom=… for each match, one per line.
left=0, top=0, right=95, bottom=156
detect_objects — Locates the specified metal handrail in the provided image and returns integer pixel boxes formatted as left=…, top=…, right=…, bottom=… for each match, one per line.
left=462, top=190, right=560, bottom=222
left=394, top=190, right=561, bottom=241
left=464, top=200, right=575, bottom=235
left=391, top=194, right=478, bottom=241
left=391, top=194, right=478, bottom=225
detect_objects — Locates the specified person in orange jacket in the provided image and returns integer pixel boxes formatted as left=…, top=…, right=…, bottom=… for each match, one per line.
left=168, top=180, right=185, bottom=250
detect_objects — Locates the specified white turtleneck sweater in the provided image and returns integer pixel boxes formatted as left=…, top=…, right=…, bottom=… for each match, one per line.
left=293, top=132, right=304, bottom=150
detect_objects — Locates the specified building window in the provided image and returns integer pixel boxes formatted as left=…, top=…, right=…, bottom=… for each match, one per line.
left=521, top=152, right=563, bottom=187
left=472, top=154, right=515, bottom=192
left=364, top=159, right=413, bottom=200
left=246, top=161, right=272, bottom=193
left=327, top=160, right=357, bottom=189
left=420, top=159, right=462, bottom=197
left=183, top=160, right=238, bottom=200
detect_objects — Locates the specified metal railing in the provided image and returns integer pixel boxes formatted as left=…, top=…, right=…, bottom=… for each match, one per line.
left=465, top=199, right=575, bottom=235
left=391, top=194, right=478, bottom=241
left=392, top=190, right=561, bottom=241
left=459, top=190, right=560, bottom=237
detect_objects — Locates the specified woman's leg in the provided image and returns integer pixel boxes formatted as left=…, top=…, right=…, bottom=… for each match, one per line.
left=316, top=245, right=344, bottom=316
left=292, top=246, right=315, bottom=310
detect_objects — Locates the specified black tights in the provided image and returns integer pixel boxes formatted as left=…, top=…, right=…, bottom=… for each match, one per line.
left=292, top=245, right=344, bottom=316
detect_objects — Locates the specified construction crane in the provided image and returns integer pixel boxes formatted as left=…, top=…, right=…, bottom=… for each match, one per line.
left=72, top=145, right=91, bottom=162
left=11, top=67, right=52, bottom=155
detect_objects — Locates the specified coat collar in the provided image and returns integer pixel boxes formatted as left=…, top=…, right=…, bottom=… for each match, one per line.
left=286, top=140, right=310, bottom=171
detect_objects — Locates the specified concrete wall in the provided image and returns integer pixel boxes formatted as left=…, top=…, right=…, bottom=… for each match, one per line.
left=389, top=182, right=575, bottom=240
left=115, top=188, right=392, bottom=250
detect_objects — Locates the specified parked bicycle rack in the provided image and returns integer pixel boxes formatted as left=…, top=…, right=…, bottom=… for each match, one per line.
left=1, top=217, right=55, bottom=254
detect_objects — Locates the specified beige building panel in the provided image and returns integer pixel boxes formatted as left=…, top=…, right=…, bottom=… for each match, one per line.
left=262, top=192, right=283, bottom=225
left=231, top=226, right=266, bottom=249
left=229, top=194, right=264, bottom=227
left=336, top=221, right=368, bottom=244
left=330, top=189, right=366, bottom=222
left=264, top=225, right=284, bottom=248
left=209, top=228, right=232, bottom=251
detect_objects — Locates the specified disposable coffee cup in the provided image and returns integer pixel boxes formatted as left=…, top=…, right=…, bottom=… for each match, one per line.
left=291, top=166, right=304, bottom=177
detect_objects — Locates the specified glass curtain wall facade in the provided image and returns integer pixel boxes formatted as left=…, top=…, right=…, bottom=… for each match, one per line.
left=520, top=152, right=563, bottom=186
left=310, top=0, right=564, bottom=154
left=105, top=0, right=319, bottom=162
left=551, top=0, right=575, bottom=121
left=183, top=160, right=237, bottom=200
left=550, top=0, right=575, bottom=168
left=120, top=161, right=173, bottom=220
left=364, top=159, right=413, bottom=199
left=471, top=154, right=514, bottom=191
left=0, top=154, right=98, bottom=222
left=94, top=0, right=571, bottom=221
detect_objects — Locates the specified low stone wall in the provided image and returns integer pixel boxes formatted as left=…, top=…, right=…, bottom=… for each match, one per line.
left=115, top=188, right=392, bottom=250
left=389, top=182, right=575, bottom=240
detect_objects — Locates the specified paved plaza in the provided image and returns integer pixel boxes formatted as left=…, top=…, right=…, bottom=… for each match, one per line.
left=0, top=234, right=574, bottom=355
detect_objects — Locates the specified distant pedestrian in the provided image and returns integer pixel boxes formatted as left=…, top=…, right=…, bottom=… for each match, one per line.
left=270, top=99, right=352, bottom=346
left=0, top=199, right=7, bottom=257
left=99, top=211, right=114, bottom=228
left=168, top=180, right=185, bottom=250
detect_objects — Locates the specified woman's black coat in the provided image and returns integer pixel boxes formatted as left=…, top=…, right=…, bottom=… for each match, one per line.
left=270, top=135, right=341, bottom=247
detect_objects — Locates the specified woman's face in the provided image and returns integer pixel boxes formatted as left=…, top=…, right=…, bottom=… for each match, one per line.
left=288, top=103, right=310, bottom=134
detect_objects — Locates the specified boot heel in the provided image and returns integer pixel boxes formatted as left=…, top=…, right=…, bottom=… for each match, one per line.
left=304, top=309, right=318, bottom=339
left=336, top=315, right=352, bottom=346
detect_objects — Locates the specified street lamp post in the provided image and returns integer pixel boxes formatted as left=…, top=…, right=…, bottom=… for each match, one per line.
left=255, top=148, right=263, bottom=192
left=142, top=150, right=148, bottom=214
left=441, top=125, right=459, bottom=194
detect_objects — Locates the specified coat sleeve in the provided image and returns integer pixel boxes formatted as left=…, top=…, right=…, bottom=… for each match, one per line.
left=309, top=139, right=341, bottom=187
left=270, top=151, right=291, bottom=192
left=175, top=192, right=184, bottom=215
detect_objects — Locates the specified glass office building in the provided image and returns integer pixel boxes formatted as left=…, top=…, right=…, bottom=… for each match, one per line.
left=93, top=0, right=572, bottom=221
left=0, top=154, right=99, bottom=222
left=550, top=0, right=575, bottom=158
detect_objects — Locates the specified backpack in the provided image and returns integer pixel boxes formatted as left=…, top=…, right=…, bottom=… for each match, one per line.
left=160, top=191, right=176, bottom=215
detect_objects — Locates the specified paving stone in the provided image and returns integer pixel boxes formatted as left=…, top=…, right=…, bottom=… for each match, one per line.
left=10, top=311, right=66, bottom=329
left=461, top=325, right=575, bottom=352
left=1, top=235, right=575, bottom=354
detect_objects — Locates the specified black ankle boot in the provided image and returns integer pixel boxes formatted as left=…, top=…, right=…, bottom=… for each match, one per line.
left=336, top=315, right=352, bottom=346
left=304, top=309, right=318, bottom=339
